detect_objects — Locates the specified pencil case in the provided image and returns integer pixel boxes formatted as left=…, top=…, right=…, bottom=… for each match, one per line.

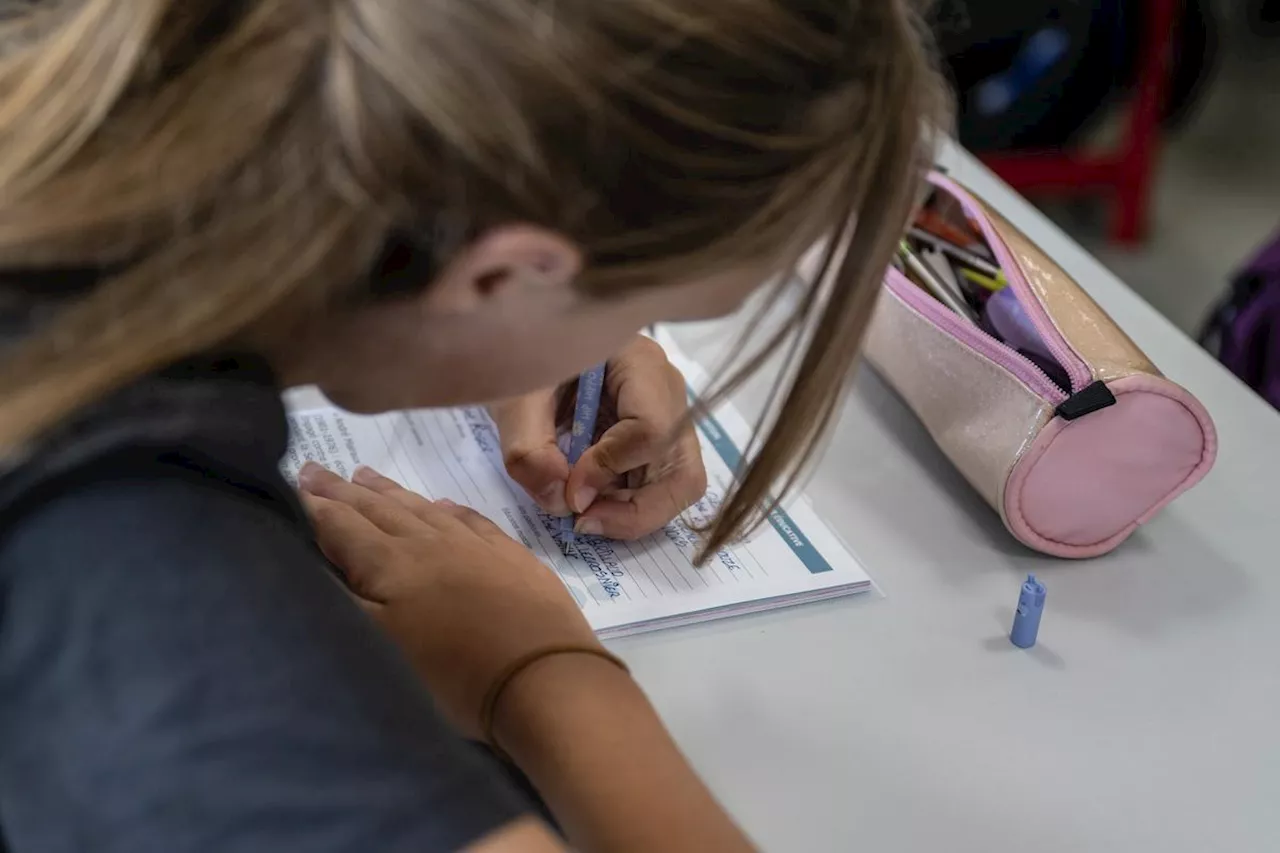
left=863, top=171, right=1217, bottom=558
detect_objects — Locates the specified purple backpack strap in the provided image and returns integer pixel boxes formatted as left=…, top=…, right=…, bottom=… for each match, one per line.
left=1206, top=232, right=1280, bottom=410
left=1263, top=298, right=1280, bottom=411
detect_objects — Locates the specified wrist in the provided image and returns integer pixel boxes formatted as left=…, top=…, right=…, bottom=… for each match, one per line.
left=491, top=649, right=642, bottom=764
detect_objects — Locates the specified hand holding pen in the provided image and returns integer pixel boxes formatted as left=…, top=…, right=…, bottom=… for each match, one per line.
left=488, top=335, right=707, bottom=542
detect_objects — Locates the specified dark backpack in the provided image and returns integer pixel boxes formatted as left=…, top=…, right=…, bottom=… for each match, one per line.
left=1201, top=234, right=1280, bottom=411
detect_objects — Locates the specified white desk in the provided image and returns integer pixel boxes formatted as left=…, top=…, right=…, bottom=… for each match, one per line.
left=617, top=146, right=1280, bottom=852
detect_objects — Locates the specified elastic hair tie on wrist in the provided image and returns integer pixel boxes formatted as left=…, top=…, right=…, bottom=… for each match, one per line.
left=480, top=646, right=630, bottom=761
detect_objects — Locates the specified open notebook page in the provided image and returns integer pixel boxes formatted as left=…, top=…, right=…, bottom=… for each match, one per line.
left=281, top=330, right=871, bottom=638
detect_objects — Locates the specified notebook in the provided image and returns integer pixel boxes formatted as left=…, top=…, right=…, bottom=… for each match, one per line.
left=282, top=329, right=872, bottom=638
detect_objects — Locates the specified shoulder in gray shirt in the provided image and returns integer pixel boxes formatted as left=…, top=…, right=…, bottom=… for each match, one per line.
left=0, top=356, right=528, bottom=852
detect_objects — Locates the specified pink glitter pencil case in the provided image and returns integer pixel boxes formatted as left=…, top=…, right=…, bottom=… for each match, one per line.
left=864, top=171, right=1217, bottom=558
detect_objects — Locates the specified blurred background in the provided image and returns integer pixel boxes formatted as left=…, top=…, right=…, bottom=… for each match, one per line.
left=931, top=0, right=1280, bottom=410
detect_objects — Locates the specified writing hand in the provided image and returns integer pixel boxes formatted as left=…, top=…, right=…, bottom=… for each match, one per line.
left=298, top=462, right=604, bottom=741
left=489, top=335, right=707, bottom=540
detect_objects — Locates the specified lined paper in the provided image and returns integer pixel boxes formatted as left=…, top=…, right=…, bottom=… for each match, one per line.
left=283, top=333, right=871, bottom=637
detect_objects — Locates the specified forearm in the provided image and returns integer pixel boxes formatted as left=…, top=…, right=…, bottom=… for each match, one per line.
left=493, top=653, right=756, bottom=853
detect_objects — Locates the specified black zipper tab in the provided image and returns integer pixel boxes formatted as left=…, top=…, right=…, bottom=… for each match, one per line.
left=1056, top=380, right=1116, bottom=421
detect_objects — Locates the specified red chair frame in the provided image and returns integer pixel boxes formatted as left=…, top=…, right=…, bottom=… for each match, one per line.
left=979, top=0, right=1178, bottom=244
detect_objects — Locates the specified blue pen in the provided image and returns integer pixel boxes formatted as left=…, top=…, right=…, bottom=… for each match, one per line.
left=563, top=363, right=606, bottom=553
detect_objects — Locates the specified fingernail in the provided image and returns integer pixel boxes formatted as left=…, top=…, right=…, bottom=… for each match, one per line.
left=298, top=461, right=324, bottom=491
left=352, top=465, right=382, bottom=486
left=572, top=486, right=598, bottom=514
left=575, top=518, right=603, bottom=537
left=539, top=481, right=570, bottom=516
left=436, top=498, right=457, bottom=507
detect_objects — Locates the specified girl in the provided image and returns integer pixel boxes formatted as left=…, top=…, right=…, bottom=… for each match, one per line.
left=0, top=1, right=943, bottom=851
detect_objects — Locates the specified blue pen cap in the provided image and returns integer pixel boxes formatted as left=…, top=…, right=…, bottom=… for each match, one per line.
left=1010, top=574, right=1046, bottom=649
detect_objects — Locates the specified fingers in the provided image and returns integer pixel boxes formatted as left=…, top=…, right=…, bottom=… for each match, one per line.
left=343, top=465, right=506, bottom=542
left=610, top=334, right=674, bottom=381
left=298, top=462, right=422, bottom=537
left=575, top=436, right=707, bottom=540
left=564, top=337, right=689, bottom=514
left=350, top=466, right=452, bottom=526
left=345, top=464, right=513, bottom=547
left=489, top=391, right=572, bottom=516
left=575, top=479, right=700, bottom=541
left=438, top=501, right=514, bottom=545
left=300, top=493, right=397, bottom=602
left=565, top=419, right=661, bottom=512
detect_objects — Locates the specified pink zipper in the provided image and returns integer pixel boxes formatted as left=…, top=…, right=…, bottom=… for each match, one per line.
left=885, top=266, right=1069, bottom=404
left=928, top=173, right=1093, bottom=394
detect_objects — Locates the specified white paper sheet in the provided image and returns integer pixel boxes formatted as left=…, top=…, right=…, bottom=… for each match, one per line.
left=282, top=333, right=871, bottom=637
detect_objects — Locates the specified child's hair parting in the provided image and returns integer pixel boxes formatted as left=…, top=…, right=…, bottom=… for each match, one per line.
left=0, top=0, right=947, bottom=558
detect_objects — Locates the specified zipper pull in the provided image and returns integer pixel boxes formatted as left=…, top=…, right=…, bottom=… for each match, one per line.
left=1055, top=380, right=1116, bottom=421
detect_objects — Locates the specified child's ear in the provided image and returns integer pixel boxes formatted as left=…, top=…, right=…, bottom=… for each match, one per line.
left=422, top=225, right=583, bottom=315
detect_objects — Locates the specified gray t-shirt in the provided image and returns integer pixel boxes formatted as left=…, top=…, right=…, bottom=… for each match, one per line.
left=0, top=356, right=529, bottom=852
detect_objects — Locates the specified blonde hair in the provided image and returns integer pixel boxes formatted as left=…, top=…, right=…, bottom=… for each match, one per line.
left=0, top=0, right=945, bottom=557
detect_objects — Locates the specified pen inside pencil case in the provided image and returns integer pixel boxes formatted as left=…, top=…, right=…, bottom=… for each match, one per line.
left=902, top=190, right=1072, bottom=392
